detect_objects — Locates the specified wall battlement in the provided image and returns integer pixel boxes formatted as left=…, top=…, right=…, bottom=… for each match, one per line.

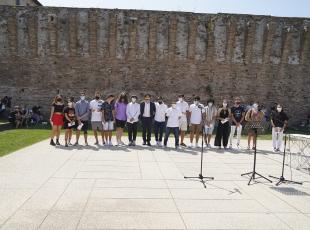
left=0, top=6, right=309, bottom=123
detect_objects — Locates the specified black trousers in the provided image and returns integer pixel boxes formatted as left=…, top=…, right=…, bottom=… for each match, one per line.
left=127, top=122, right=138, bottom=142
left=142, top=117, right=152, bottom=143
left=214, top=122, right=230, bottom=147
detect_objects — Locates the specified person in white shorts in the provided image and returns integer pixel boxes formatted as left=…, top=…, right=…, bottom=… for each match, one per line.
left=204, top=99, right=217, bottom=148
left=102, top=95, right=115, bottom=146
left=176, top=94, right=189, bottom=147
left=189, top=96, right=204, bottom=148
left=89, top=92, right=105, bottom=145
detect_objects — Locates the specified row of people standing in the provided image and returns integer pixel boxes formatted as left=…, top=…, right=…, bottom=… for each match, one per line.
left=49, top=92, right=289, bottom=151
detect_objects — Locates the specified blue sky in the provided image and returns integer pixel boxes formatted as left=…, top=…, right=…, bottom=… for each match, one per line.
left=39, top=0, right=310, bottom=18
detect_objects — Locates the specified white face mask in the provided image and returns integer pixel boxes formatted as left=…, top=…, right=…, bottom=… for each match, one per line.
left=68, top=102, right=73, bottom=107
left=208, top=102, right=213, bottom=107
left=223, top=103, right=227, bottom=107
left=172, top=104, right=176, bottom=109
left=132, top=98, right=136, bottom=103
left=178, top=98, right=183, bottom=102
left=194, top=100, right=199, bottom=105
left=80, top=96, right=85, bottom=100
left=277, top=107, right=282, bottom=112
left=253, top=103, right=258, bottom=109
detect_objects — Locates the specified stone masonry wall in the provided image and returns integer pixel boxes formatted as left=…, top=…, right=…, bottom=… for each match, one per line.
left=0, top=6, right=309, bottom=123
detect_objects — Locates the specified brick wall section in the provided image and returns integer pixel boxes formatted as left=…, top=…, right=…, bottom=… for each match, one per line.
left=0, top=6, right=309, bottom=124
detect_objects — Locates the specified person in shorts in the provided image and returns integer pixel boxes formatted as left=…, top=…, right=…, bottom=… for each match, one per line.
left=102, top=95, right=115, bottom=146
left=115, top=92, right=128, bottom=146
left=75, top=91, right=90, bottom=146
left=189, top=96, right=204, bottom=148
left=64, top=99, right=76, bottom=147
left=50, top=95, right=64, bottom=146
left=204, top=99, right=217, bottom=148
left=176, top=94, right=189, bottom=147
left=90, top=92, right=104, bottom=145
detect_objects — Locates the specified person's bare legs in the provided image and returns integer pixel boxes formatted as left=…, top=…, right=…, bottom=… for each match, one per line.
left=84, top=132, right=88, bottom=145
left=65, top=129, right=69, bottom=146
left=247, top=133, right=251, bottom=149
left=195, top=127, right=200, bottom=145
left=76, top=130, right=80, bottom=144
left=93, top=130, right=98, bottom=144
left=51, top=125, right=57, bottom=140
left=116, top=127, right=121, bottom=143
left=100, top=131, right=105, bottom=144
left=68, top=129, right=72, bottom=144
left=180, top=131, right=185, bottom=144
left=207, top=134, right=212, bottom=145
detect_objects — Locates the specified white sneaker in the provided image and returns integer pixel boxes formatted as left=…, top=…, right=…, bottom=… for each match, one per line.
left=189, top=143, right=193, bottom=148
left=195, top=143, right=200, bottom=148
left=109, top=141, right=113, bottom=146
left=229, top=145, right=233, bottom=149
left=132, top=141, right=136, bottom=146
left=158, top=142, right=162, bottom=147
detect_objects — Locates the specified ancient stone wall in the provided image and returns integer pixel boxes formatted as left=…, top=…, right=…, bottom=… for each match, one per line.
left=0, top=6, right=309, bottom=123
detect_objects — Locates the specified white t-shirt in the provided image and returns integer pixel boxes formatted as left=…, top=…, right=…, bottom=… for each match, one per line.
left=90, top=99, right=103, bottom=122
left=176, top=100, right=189, bottom=115
left=166, top=107, right=182, bottom=128
left=189, top=103, right=204, bottom=124
left=154, top=102, right=168, bottom=122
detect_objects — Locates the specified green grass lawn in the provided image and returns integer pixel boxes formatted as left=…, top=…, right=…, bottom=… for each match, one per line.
left=0, top=129, right=51, bottom=157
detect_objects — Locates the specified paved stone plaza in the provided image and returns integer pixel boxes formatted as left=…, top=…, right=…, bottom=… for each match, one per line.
left=0, top=137, right=309, bottom=229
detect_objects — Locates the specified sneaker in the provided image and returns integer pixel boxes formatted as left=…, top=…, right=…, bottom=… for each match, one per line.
left=65, top=143, right=69, bottom=147
left=252, top=147, right=256, bottom=150
left=94, top=141, right=99, bottom=145
left=247, top=146, right=250, bottom=150
left=175, top=145, right=179, bottom=150
left=85, top=142, right=89, bottom=146
left=147, top=142, right=151, bottom=147
left=143, top=142, right=147, bottom=146
left=156, top=141, right=160, bottom=146
left=180, top=143, right=187, bottom=147
left=236, top=143, right=240, bottom=149
left=50, top=139, right=56, bottom=146
left=109, top=141, right=113, bottom=146
left=56, top=139, right=60, bottom=145
left=273, top=148, right=277, bottom=152
left=128, top=142, right=133, bottom=146
left=189, top=143, right=193, bottom=148
left=132, top=141, right=136, bottom=146
left=158, top=142, right=162, bottom=147
left=229, top=144, right=233, bottom=149
left=276, top=148, right=280, bottom=152
left=73, top=142, right=79, bottom=146
left=68, top=142, right=73, bottom=146
left=208, top=144, right=212, bottom=148
left=195, top=143, right=200, bottom=148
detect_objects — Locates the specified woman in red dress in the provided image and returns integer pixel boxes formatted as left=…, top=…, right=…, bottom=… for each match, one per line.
left=50, top=95, right=65, bottom=146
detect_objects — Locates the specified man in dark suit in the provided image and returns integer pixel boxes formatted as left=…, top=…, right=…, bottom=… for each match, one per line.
left=140, top=94, right=156, bottom=146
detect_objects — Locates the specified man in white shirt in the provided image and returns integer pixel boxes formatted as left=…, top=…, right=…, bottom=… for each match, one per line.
left=126, top=95, right=140, bottom=146
left=176, top=94, right=189, bottom=147
left=204, top=99, right=217, bottom=148
left=89, top=92, right=104, bottom=145
left=164, top=102, right=182, bottom=149
left=189, top=96, right=204, bottom=148
left=154, top=96, right=168, bottom=146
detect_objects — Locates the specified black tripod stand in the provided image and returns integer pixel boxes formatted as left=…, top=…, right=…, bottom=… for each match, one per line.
left=269, top=133, right=303, bottom=186
left=241, top=122, right=272, bottom=185
left=184, top=106, right=214, bottom=188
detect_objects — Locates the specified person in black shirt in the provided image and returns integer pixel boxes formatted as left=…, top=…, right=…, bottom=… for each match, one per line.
left=102, top=95, right=115, bottom=146
left=214, top=99, right=231, bottom=149
left=229, top=97, right=245, bottom=149
left=271, top=104, right=288, bottom=152
left=64, top=100, right=76, bottom=147
left=50, top=95, right=65, bottom=146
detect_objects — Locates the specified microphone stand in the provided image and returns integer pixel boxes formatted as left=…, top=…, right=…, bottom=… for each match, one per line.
left=184, top=106, right=214, bottom=188
left=269, top=132, right=303, bottom=186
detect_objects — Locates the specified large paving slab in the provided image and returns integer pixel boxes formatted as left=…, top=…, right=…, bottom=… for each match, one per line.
left=0, top=136, right=310, bottom=229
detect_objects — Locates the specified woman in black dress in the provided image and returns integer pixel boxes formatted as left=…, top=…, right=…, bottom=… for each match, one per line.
left=214, top=99, right=231, bottom=149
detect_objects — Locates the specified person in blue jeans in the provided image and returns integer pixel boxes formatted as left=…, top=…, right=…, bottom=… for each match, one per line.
left=164, top=102, right=182, bottom=149
left=154, top=96, right=168, bottom=146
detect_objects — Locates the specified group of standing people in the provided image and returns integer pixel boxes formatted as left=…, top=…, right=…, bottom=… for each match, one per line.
left=49, top=92, right=289, bottom=152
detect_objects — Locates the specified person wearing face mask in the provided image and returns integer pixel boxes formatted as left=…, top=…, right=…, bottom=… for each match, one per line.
left=74, top=91, right=90, bottom=146
left=102, top=95, right=115, bottom=146
left=164, top=102, right=182, bottom=149
left=189, top=96, right=204, bottom=148
left=229, top=97, right=245, bottom=149
left=50, top=95, right=65, bottom=146
left=176, top=94, right=189, bottom=147
left=63, top=99, right=76, bottom=147
left=90, top=92, right=104, bottom=146
left=154, top=96, right=168, bottom=146
left=245, top=102, right=264, bottom=150
left=126, top=95, right=140, bottom=146
left=271, top=104, right=288, bottom=152
left=204, top=99, right=217, bottom=148
left=214, top=99, right=231, bottom=149
left=140, top=94, right=156, bottom=146
left=115, top=92, right=128, bottom=146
